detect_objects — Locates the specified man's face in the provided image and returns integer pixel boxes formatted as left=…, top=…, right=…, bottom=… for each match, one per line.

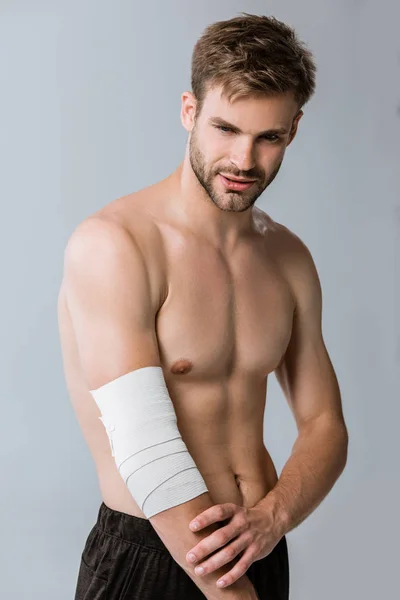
left=187, top=87, right=302, bottom=213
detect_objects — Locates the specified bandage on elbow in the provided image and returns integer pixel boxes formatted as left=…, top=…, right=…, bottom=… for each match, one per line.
left=89, top=366, right=209, bottom=518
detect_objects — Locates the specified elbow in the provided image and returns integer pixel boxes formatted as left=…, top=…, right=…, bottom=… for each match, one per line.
left=322, top=415, right=350, bottom=471
left=339, top=423, right=349, bottom=471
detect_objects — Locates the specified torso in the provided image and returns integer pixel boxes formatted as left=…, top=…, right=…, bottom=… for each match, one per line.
left=57, top=177, right=297, bottom=519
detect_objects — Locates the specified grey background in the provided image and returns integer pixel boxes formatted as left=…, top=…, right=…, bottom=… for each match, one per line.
left=1, top=1, right=399, bottom=598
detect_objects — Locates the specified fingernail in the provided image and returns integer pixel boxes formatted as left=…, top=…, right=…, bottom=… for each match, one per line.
left=195, top=566, right=204, bottom=575
left=191, top=521, right=199, bottom=530
left=187, top=553, right=196, bottom=563
left=217, top=579, right=226, bottom=587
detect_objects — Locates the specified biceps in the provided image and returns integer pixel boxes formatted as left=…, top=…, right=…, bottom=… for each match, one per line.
left=70, top=303, right=161, bottom=390
left=275, top=318, right=342, bottom=428
left=62, top=221, right=161, bottom=390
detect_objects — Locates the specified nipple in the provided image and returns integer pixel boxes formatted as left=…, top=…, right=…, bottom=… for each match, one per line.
left=170, top=358, right=193, bottom=375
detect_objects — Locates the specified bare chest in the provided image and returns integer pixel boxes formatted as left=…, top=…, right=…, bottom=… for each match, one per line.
left=156, top=230, right=295, bottom=386
left=58, top=210, right=295, bottom=516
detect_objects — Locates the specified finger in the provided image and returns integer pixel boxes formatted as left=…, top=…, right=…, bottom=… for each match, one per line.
left=189, top=503, right=235, bottom=531
left=215, top=546, right=256, bottom=588
left=194, top=534, right=250, bottom=576
left=187, top=516, right=246, bottom=564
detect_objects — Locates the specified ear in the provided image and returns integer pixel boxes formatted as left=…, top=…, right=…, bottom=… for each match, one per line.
left=286, top=110, right=304, bottom=146
left=180, top=91, right=198, bottom=133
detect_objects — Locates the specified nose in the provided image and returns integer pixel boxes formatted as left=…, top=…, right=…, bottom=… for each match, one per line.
left=228, top=137, right=256, bottom=173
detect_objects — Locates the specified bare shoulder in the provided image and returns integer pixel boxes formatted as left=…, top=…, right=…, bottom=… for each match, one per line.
left=89, top=187, right=163, bottom=249
left=61, top=217, right=145, bottom=305
left=255, top=208, right=321, bottom=297
left=62, top=188, right=168, bottom=309
left=254, top=207, right=308, bottom=254
left=64, top=215, right=140, bottom=264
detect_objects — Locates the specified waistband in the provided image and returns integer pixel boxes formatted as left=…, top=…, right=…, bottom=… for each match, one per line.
left=96, top=502, right=169, bottom=551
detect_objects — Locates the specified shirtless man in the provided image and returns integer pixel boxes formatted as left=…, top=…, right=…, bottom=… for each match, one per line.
left=58, top=14, right=348, bottom=600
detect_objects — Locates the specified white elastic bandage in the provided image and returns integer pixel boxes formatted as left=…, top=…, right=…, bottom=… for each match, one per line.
left=89, top=366, right=208, bottom=518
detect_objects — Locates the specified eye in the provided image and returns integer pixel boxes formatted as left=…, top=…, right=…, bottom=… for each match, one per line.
left=216, top=125, right=233, bottom=134
left=215, top=125, right=280, bottom=143
left=260, top=135, right=281, bottom=143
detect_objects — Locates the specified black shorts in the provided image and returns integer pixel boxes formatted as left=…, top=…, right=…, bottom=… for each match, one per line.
left=74, top=501, right=290, bottom=599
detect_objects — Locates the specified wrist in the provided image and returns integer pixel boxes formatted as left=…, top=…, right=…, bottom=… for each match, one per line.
left=204, top=576, right=256, bottom=600
left=216, top=579, right=257, bottom=600
left=254, top=489, right=290, bottom=538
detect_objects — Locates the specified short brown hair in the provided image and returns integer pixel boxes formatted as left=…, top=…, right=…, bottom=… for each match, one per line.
left=191, top=12, right=317, bottom=116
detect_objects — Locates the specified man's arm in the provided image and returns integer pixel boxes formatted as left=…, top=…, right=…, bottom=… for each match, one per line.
left=63, top=217, right=257, bottom=600
left=255, top=230, right=349, bottom=534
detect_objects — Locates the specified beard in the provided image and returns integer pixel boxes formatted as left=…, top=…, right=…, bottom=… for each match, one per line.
left=188, top=124, right=283, bottom=213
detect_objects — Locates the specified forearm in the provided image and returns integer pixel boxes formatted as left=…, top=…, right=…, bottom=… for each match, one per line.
left=183, top=558, right=258, bottom=600
left=150, top=492, right=257, bottom=599
left=255, top=416, right=348, bottom=535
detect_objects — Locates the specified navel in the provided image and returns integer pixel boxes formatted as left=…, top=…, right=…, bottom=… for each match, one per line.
left=170, top=358, right=193, bottom=375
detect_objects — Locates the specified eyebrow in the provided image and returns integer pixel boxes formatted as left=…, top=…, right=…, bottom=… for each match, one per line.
left=208, top=116, right=289, bottom=136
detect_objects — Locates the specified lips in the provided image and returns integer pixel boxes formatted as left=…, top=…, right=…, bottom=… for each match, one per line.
left=220, top=174, right=255, bottom=183
left=219, top=174, right=255, bottom=191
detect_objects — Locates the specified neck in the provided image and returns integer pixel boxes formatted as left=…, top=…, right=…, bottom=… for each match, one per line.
left=165, top=159, right=256, bottom=251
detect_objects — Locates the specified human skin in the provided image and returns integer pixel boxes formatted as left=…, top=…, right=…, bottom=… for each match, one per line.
left=59, top=84, right=347, bottom=598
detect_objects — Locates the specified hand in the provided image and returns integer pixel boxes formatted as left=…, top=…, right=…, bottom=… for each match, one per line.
left=185, top=502, right=283, bottom=589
